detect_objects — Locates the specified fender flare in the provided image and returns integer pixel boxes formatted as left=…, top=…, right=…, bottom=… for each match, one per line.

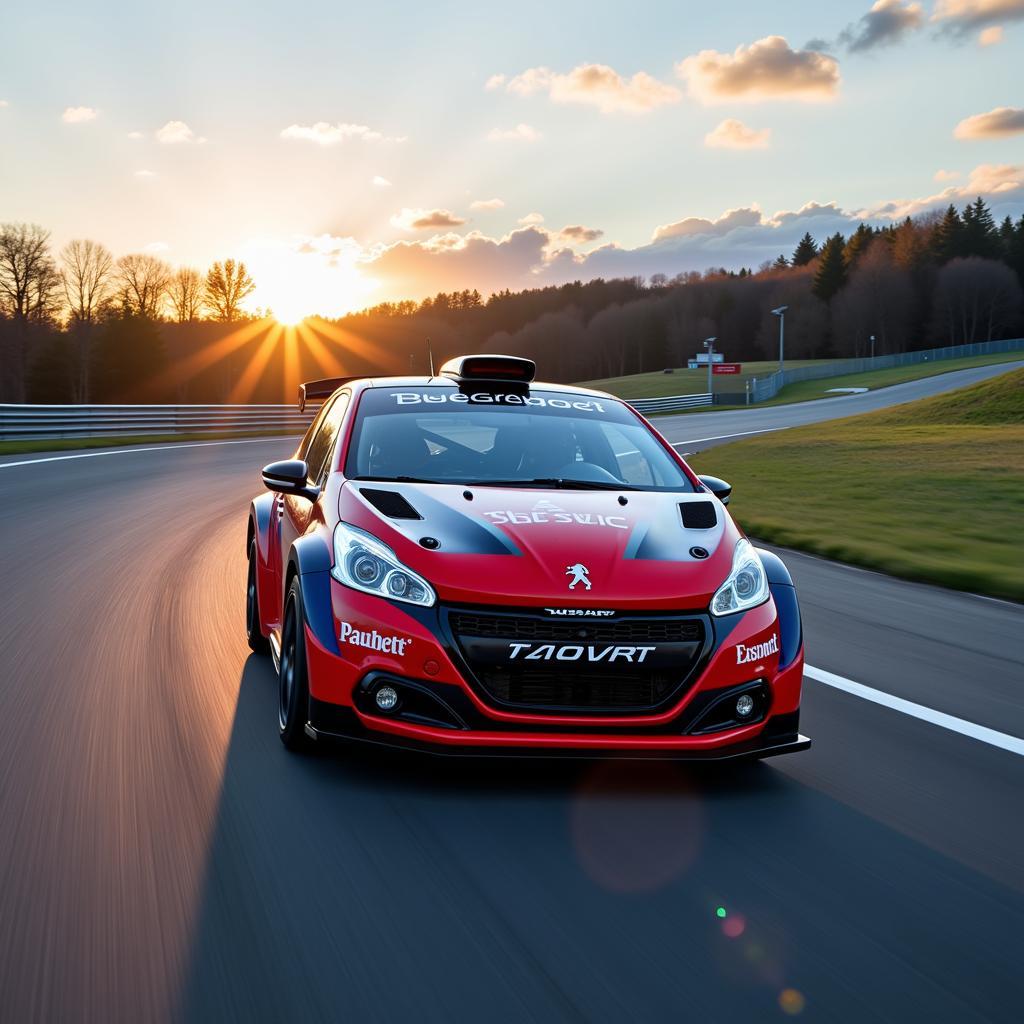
left=755, top=547, right=802, bottom=670
left=287, top=533, right=337, bottom=652
left=248, top=493, right=275, bottom=558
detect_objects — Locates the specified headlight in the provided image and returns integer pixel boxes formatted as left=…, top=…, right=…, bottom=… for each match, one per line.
left=710, top=538, right=769, bottom=616
left=331, top=522, right=436, bottom=607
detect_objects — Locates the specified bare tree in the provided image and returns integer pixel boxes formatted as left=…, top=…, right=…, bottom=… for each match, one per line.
left=0, top=223, right=58, bottom=400
left=168, top=267, right=204, bottom=323
left=204, top=259, right=255, bottom=322
left=60, top=240, right=115, bottom=400
left=834, top=241, right=915, bottom=355
left=0, top=223, right=55, bottom=320
left=114, top=254, right=171, bottom=319
left=932, top=257, right=1023, bottom=345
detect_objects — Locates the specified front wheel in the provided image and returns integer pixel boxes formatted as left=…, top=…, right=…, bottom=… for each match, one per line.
left=246, top=540, right=270, bottom=654
left=278, top=577, right=314, bottom=752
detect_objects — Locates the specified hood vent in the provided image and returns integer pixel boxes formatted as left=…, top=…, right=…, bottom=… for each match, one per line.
left=360, top=488, right=423, bottom=520
left=680, top=501, right=717, bottom=530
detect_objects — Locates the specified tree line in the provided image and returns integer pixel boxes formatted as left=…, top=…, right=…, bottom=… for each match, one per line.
left=1, top=197, right=1022, bottom=403
left=0, top=226, right=256, bottom=401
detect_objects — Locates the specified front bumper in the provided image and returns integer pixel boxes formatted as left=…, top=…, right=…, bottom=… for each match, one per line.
left=298, top=576, right=808, bottom=759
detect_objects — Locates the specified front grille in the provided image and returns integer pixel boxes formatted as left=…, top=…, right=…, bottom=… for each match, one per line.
left=447, top=609, right=707, bottom=714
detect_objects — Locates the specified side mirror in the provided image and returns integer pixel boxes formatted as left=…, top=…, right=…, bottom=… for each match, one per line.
left=262, top=459, right=319, bottom=502
left=698, top=474, right=732, bottom=505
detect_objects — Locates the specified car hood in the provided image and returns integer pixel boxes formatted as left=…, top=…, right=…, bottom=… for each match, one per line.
left=338, top=481, right=739, bottom=610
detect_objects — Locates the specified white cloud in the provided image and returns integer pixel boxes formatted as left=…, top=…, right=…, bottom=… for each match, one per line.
left=144, top=241, right=169, bottom=253
left=979, top=24, right=1005, bottom=42
left=678, top=36, right=840, bottom=103
left=156, top=120, right=200, bottom=144
left=704, top=118, right=771, bottom=149
left=487, top=123, right=541, bottom=142
left=954, top=105, right=1024, bottom=138
left=280, top=121, right=404, bottom=145
left=653, top=206, right=764, bottom=242
left=861, top=162, right=1023, bottom=218
left=134, top=169, right=157, bottom=179
left=518, top=212, right=545, bottom=225
left=371, top=175, right=393, bottom=187
left=470, top=198, right=505, bottom=210
left=0, top=100, right=9, bottom=108
left=496, top=63, right=681, bottom=114
left=62, top=106, right=98, bottom=123
left=127, top=131, right=144, bottom=139
left=390, top=207, right=468, bottom=231
left=934, top=168, right=961, bottom=181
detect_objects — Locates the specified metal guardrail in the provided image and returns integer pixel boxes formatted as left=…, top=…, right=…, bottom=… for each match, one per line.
left=0, top=404, right=318, bottom=442
left=747, top=338, right=1024, bottom=404
left=627, top=393, right=712, bottom=414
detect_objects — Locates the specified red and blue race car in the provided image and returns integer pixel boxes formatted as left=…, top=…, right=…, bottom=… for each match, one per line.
left=246, top=354, right=809, bottom=759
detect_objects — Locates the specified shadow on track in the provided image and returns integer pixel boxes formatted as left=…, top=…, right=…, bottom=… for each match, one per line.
left=175, top=656, right=1024, bottom=1024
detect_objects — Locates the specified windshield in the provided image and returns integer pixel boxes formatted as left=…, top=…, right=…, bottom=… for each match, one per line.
left=345, top=386, right=695, bottom=491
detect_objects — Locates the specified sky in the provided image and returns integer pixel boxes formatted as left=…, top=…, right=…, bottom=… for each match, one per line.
left=2, top=0, right=1023, bottom=319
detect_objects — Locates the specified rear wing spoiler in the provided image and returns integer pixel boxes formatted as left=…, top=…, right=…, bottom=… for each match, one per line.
left=298, top=377, right=358, bottom=412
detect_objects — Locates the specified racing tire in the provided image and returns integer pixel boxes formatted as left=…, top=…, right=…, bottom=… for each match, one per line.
left=278, top=577, right=314, bottom=752
left=245, top=540, right=270, bottom=654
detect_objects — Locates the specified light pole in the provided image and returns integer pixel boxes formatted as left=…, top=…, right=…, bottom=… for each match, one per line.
left=870, top=334, right=876, bottom=360
left=704, top=337, right=717, bottom=398
left=771, top=306, right=788, bottom=373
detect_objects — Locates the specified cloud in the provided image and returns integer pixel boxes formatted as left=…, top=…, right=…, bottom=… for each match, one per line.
left=0, top=100, right=9, bottom=108
left=349, top=162, right=1024, bottom=303
left=558, top=225, right=604, bottom=243
left=979, top=24, right=1005, bottom=42
left=280, top=122, right=404, bottom=145
left=652, top=206, right=764, bottom=242
left=470, top=198, right=505, bottom=210
left=62, top=106, right=98, bottom=123
left=156, top=120, right=200, bottom=144
left=361, top=227, right=550, bottom=298
left=677, top=36, right=840, bottom=102
left=487, top=123, right=541, bottom=142
left=127, top=131, right=144, bottom=139
left=390, top=208, right=467, bottom=231
left=861, top=161, right=1023, bottom=218
left=371, top=175, right=393, bottom=187
left=143, top=241, right=169, bottom=253
left=934, top=168, right=961, bottom=181
left=518, top=212, right=545, bottom=225
left=838, top=0, right=924, bottom=52
left=495, top=63, right=681, bottom=114
left=134, top=169, right=157, bottom=179
left=932, top=0, right=1024, bottom=34
left=954, top=105, right=1024, bottom=138
left=704, top=118, right=770, bottom=148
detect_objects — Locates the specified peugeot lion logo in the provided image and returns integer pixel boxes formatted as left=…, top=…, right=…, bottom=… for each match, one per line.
left=565, top=563, right=592, bottom=591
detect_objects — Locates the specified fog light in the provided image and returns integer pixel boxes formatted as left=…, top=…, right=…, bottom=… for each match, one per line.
left=375, top=685, right=399, bottom=711
left=735, top=693, right=755, bottom=718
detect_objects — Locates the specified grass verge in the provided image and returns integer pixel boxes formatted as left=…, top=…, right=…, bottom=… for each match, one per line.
left=0, top=430, right=299, bottom=457
left=581, top=350, right=1023, bottom=407
left=689, top=368, right=1024, bottom=602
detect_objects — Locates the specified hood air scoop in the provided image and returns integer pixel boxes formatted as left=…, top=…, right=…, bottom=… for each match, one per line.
left=359, top=488, right=423, bottom=520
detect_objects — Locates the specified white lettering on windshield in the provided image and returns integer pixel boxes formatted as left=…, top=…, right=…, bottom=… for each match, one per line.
left=392, top=392, right=606, bottom=413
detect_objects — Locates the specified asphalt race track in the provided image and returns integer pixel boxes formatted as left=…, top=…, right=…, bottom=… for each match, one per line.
left=1, top=362, right=1022, bottom=1022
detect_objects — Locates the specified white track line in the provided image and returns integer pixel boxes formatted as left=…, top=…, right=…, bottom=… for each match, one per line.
left=0, top=435, right=300, bottom=470
left=670, top=427, right=778, bottom=447
left=806, top=665, right=1024, bottom=757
